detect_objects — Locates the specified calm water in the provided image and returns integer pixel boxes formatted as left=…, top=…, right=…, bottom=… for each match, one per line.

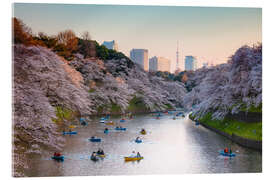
left=25, top=113, right=262, bottom=176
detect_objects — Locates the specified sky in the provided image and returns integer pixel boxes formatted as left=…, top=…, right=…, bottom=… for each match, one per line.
left=13, top=3, right=262, bottom=72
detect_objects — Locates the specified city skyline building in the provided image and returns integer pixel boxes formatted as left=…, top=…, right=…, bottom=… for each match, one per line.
left=102, top=40, right=118, bottom=51
left=175, top=41, right=181, bottom=73
left=185, top=56, right=197, bottom=71
left=149, top=56, right=171, bottom=72
left=130, top=49, right=149, bottom=71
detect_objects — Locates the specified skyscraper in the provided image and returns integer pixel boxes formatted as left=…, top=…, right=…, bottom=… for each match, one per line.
left=175, top=41, right=180, bottom=72
left=102, top=40, right=118, bottom=51
left=149, top=56, right=171, bottom=72
left=185, top=56, right=197, bottom=71
left=130, top=49, right=149, bottom=71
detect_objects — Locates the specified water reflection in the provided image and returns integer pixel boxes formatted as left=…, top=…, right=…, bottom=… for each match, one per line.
left=25, top=113, right=262, bottom=176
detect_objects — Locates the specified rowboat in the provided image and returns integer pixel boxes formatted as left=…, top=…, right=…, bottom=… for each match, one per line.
left=97, top=154, right=105, bottom=158
left=135, top=139, right=142, bottom=143
left=140, top=131, right=146, bottom=135
left=89, top=138, right=101, bottom=142
left=105, top=121, right=115, bottom=125
left=115, top=127, right=126, bottom=131
left=219, top=150, right=236, bottom=157
left=81, top=121, right=87, bottom=126
left=124, top=156, right=143, bottom=161
left=69, top=125, right=76, bottom=129
left=104, top=130, right=109, bottom=134
left=62, top=131, right=77, bottom=135
left=90, top=156, right=99, bottom=161
left=51, top=156, right=64, bottom=161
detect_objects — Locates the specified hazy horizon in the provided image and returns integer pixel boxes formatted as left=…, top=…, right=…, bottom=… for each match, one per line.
left=13, top=3, right=262, bottom=72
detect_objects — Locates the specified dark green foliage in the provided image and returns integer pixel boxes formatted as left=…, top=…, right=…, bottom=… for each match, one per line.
left=77, top=38, right=96, bottom=58
left=155, top=71, right=175, bottom=81
left=35, top=33, right=57, bottom=48
left=94, top=41, right=132, bottom=63
left=95, top=43, right=109, bottom=60
left=107, top=49, right=127, bottom=60
left=127, top=96, right=148, bottom=113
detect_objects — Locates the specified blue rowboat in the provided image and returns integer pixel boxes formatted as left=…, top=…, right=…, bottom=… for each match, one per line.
left=51, top=156, right=64, bottom=161
left=115, top=127, right=126, bottom=131
left=81, top=121, right=87, bottom=126
left=176, top=112, right=183, bottom=116
left=90, top=155, right=99, bottom=161
left=89, top=138, right=101, bottom=142
left=135, top=139, right=142, bottom=143
left=62, top=131, right=77, bottom=135
left=80, top=118, right=86, bottom=122
left=104, top=130, right=109, bottom=134
left=120, top=119, right=126, bottom=123
left=100, top=115, right=110, bottom=121
left=219, top=150, right=236, bottom=157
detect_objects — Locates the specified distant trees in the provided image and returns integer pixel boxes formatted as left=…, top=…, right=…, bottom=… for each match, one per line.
left=12, top=17, right=42, bottom=46
left=184, top=44, right=262, bottom=120
left=36, top=32, right=57, bottom=48
left=54, top=30, right=78, bottom=59
left=12, top=18, right=134, bottom=62
left=77, top=31, right=96, bottom=58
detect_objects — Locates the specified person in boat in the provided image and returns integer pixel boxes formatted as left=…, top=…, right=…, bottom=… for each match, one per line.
left=91, top=136, right=96, bottom=139
left=224, top=148, right=229, bottom=153
left=229, top=149, right=232, bottom=154
left=54, top=152, right=61, bottom=157
left=91, top=152, right=98, bottom=160
left=105, top=128, right=108, bottom=131
left=135, top=137, right=141, bottom=141
left=137, top=152, right=141, bottom=158
left=141, top=128, right=146, bottom=133
left=97, top=148, right=104, bottom=155
left=130, top=151, right=136, bottom=158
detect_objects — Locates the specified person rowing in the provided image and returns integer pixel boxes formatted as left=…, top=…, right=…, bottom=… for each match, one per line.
left=97, top=148, right=104, bottom=155
left=54, top=152, right=61, bottom=157
left=91, top=152, right=98, bottom=161
left=130, top=151, right=136, bottom=158
left=224, top=148, right=229, bottom=153
left=140, top=128, right=146, bottom=134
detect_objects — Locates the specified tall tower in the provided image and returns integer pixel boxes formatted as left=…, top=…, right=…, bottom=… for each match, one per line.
left=175, top=41, right=180, bottom=74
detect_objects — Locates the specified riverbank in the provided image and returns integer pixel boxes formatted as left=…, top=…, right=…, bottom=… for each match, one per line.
left=189, top=113, right=262, bottom=151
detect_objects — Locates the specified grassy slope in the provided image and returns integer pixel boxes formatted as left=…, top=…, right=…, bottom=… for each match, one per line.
left=52, top=106, right=77, bottom=124
left=127, top=96, right=149, bottom=113
left=196, top=112, right=262, bottom=141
